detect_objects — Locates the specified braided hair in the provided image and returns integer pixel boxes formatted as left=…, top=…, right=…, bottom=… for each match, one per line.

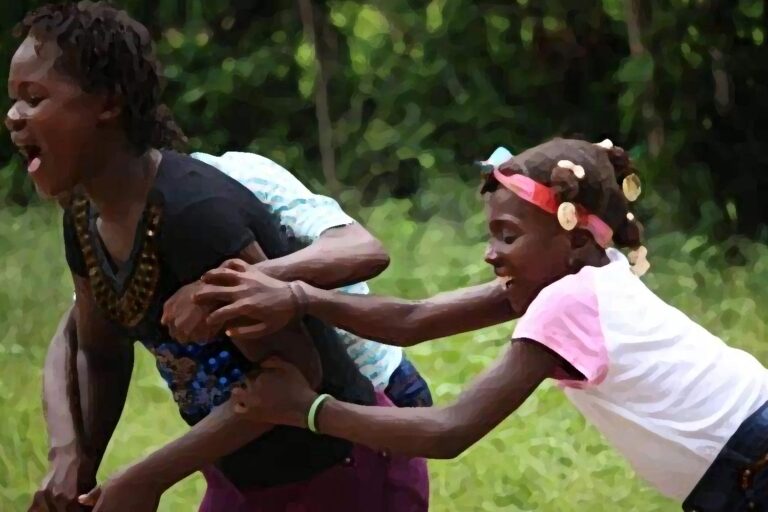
left=481, top=138, right=644, bottom=255
left=18, top=1, right=187, bottom=152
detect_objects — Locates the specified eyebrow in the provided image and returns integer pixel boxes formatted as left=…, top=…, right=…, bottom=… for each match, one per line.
left=489, top=215, right=524, bottom=231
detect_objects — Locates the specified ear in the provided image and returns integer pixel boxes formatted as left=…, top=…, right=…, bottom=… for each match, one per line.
left=97, top=92, right=123, bottom=122
left=566, top=230, right=605, bottom=271
left=568, top=229, right=593, bottom=250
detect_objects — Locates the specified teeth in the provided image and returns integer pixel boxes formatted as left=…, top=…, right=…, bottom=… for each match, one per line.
left=496, top=276, right=514, bottom=287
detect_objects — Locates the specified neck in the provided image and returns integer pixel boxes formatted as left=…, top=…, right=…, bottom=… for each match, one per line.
left=80, top=141, right=160, bottom=221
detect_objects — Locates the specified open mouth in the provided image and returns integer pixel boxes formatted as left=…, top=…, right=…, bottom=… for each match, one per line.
left=18, top=145, right=42, bottom=172
left=496, top=275, right=515, bottom=288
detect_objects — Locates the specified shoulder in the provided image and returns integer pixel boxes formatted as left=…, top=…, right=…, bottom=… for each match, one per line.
left=527, top=267, right=599, bottom=318
left=190, top=151, right=299, bottom=189
left=154, top=151, right=257, bottom=216
left=513, top=267, right=608, bottom=385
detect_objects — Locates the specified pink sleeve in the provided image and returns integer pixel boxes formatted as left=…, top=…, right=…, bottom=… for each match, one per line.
left=512, top=270, right=608, bottom=387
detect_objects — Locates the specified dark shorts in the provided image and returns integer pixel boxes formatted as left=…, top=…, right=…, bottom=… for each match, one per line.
left=384, top=356, right=434, bottom=408
left=683, top=400, right=768, bottom=511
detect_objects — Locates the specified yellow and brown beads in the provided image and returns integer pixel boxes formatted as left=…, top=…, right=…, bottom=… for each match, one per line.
left=71, top=194, right=162, bottom=327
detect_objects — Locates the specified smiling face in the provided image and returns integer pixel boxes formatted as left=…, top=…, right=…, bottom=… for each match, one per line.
left=6, top=34, right=106, bottom=199
left=484, top=187, right=573, bottom=314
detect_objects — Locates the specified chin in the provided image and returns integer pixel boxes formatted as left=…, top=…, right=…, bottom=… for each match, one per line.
left=33, top=179, right=71, bottom=202
left=507, top=282, right=539, bottom=315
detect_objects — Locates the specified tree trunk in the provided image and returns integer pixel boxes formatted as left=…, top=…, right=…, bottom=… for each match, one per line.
left=624, top=0, right=664, bottom=157
left=298, top=0, right=340, bottom=193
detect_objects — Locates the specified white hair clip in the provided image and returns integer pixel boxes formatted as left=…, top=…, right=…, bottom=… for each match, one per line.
left=557, top=160, right=585, bottom=179
left=628, top=245, right=650, bottom=277
left=595, top=139, right=614, bottom=149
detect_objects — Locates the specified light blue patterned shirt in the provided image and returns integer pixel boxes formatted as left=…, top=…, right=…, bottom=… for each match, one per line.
left=191, top=152, right=403, bottom=390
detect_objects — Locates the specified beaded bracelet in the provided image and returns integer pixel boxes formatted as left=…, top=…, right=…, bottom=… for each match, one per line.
left=308, top=394, right=331, bottom=433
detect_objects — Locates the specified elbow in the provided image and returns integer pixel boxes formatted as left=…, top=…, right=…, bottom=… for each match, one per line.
left=430, top=435, right=470, bottom=460
left=432, top=446, right=466, bottom=460
left=350, top=224, right=391, bottom=278
left=361, top=236, right=390, bottom=279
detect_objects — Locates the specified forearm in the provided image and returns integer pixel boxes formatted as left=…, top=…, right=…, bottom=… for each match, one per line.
left=257, top=224, right=389, bottom=289
left=76, top=339, right=134, bottom=476
left=314, top=400, right=461, bottom=459
left=310, top=342, right=551, bottom=459
left=300, top=280, right=514, bottom=346
left=42, top=308, right=91, bottom=484
left=127, top=401, right=271, bottom=487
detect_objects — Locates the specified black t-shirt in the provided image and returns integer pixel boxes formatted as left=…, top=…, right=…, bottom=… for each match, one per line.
left=62, top=151, right=374, bottom=488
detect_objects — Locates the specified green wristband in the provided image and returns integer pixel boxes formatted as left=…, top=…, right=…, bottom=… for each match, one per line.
left=307, top=394, right=331, bottom=433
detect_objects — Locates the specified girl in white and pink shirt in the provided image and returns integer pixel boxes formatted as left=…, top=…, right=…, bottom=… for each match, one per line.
left=194, top=137, right=768, bottom=511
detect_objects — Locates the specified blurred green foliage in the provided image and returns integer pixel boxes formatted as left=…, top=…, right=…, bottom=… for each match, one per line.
left=2, top=1, right=768, bottom=509
left=1, top=0, right=767, bottom=236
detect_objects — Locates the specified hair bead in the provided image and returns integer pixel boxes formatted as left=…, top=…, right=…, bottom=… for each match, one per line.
left=622, top=174, right=642, bottom=202
left=557, top=202, right=579, bottom=231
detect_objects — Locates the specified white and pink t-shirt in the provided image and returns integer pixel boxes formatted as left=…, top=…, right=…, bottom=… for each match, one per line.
left=513, top=248, right=768, bottom=500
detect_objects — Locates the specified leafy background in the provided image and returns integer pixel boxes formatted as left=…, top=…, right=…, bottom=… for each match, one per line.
left=1, top=0, right=767, bottom=510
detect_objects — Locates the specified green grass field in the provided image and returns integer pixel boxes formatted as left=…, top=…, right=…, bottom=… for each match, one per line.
left=1, top=194, right=767, bottom=511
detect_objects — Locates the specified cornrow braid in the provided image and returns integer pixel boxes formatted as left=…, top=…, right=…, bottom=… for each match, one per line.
left=18, top=1, right=187, bottom=152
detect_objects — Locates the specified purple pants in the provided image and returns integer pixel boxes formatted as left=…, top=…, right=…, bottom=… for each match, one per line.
left=198, top=393, right=429, bottom=512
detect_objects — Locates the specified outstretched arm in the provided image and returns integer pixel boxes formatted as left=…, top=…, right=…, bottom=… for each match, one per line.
left=233, top=340, right=559, bottom=459
left=196, top=268, right=515, bottom=346
left=297, top=279, right=515, bottom=346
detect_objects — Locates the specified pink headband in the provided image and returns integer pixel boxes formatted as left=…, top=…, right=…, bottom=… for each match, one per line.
left=492, top=169, right=615, bottom=248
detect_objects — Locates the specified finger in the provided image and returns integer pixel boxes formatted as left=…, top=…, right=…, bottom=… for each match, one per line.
left=200, top=268, right=242, bottom=286
left=227, top=323, right=269, bottom=340
left=78, top=486, right=100, bottom=506
left=206, top=301, right=252, bottom=330
left=230, top=388, right=254, bottom=411
left=259, top=356, right=291, bottom=370
left=230, top=387, right=248, bottom=402
left=221, top=259, right=249, bottom=272
left=193, top=285, right=242, bottom=305
left=161, top=303, right=172, bottom=326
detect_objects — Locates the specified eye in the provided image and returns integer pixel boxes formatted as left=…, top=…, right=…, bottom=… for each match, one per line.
left=503, top=235, right=517, bottom=244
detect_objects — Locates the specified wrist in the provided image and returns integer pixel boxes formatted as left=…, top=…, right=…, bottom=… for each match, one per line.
left=49, top=445, right=97, bottom=491
left=123, top=457, right=178, bottom=491
left=289, top=281, right=310, bottom=318
left=283, top=392, right=319, bottom=429
left=253, top=260, right=284, bottom=280
left=306, top=394, right=334, bottom=433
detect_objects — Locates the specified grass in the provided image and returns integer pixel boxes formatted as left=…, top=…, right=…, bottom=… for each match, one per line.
left=1, top=192, right=767, bottom=511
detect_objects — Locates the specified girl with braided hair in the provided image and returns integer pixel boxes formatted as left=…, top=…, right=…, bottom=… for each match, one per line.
left=6, top=2, right=428, bottom=511
left=196, top=137, right=768, bottom=511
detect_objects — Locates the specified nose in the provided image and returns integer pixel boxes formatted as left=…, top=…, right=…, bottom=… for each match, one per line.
left=5, top=103, right=24, bottom=134
left=484, top=243, right=499, bottom=266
